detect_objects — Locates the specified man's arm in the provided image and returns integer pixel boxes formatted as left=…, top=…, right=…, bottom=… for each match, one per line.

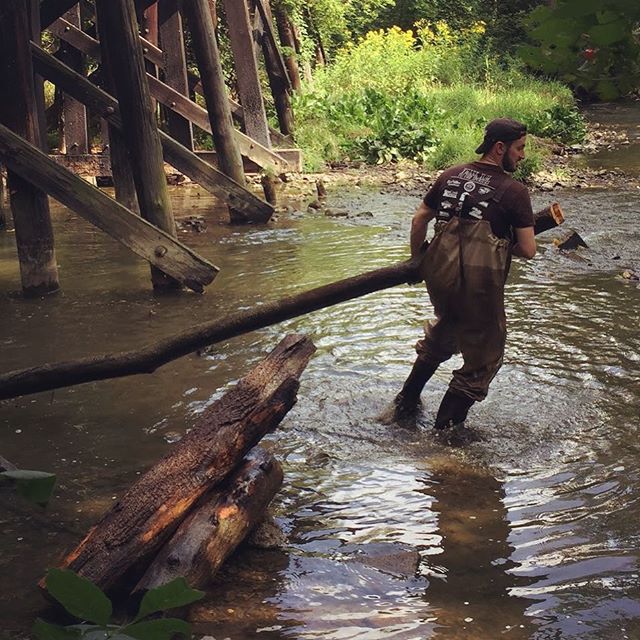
left=411, top=201, right=437, bottom=258
left=512, top=226, right=536, bottom=259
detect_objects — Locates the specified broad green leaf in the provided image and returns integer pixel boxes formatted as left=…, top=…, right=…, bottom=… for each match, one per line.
left=1, top=470, right=56, bottom=506
left=122, top=618, right=191, bottom=640
left=32, top=619, right=81, bottom=640
left=555, top=0, right=601, bottom=18
left=45, top=569, right=113, bottom=626
left=589, top=20, right=628, bottom=46
left=134, top=578, right=204, bottom=621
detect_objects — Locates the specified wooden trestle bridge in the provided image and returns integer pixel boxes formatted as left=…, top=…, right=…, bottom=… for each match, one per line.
left=0, top=0, right=302, bottom=295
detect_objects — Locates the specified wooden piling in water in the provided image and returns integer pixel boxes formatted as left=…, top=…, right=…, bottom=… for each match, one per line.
left=0, top=0, right=59, bottom=296
left=223, top=0, right=272, bottom=149
left=182, top=0, right=249, bottom=224
left=158, top=0, right=194, bottom=150
left=95, top=0, right=179, bottom=290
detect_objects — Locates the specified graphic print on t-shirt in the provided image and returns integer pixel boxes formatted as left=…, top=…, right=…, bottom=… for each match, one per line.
left=437, top=168, right=495, bottom=222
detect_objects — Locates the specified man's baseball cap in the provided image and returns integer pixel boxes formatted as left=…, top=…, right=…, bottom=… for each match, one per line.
left=475, top=118, right=528, bottom=154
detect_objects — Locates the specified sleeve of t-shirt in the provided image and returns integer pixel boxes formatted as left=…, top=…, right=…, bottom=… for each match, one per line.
left=505, top=183, right=535, bottom=228
left=423, top=173, right=445, bottom=210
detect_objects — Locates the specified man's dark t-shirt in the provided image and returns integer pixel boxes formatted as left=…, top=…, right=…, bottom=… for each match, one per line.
left=423, top=161, right=534, bottom=238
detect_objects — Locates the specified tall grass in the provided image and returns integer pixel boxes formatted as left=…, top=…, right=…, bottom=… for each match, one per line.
left=293, top=24, right=586, bottom=175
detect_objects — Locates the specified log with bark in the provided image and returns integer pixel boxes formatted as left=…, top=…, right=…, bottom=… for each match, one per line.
left=48, top=334, right=315, bottom=592
left=134, top=446, right=283, bottom=592
left=0, top=204, right=564, bottom=400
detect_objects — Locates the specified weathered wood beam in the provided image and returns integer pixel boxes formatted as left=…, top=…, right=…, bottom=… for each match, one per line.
left=30, top=43, right=273, bottom=221
left=48, top=18, right=291, bottom=172
left=0, top=122, right=218, bottom=292
left=182, top=0, right=249, bottom=223
left=52, top=334, right=315, bottom=591
left=0, top=0, right=60, bottom=296
left=135, top=446, right=283, bottom=592
left=0, top=204, right=565, bottom=400
left=158, top=0, right=194, bottom=150
left=223, top=0, right=271, bottom=148
left=58, top=5, right=88, bottom=155
left=95, top=0, right=179, bottom=290
left=40, top=0, right=81, bottom=30
left=253, top=0, right=294, bottom=136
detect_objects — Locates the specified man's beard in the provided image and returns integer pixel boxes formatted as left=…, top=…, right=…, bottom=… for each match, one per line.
left=501, top=155, right=517, bottom=173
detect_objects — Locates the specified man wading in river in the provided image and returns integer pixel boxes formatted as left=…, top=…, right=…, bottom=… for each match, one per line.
left=394, top=117, right=537, bottom=429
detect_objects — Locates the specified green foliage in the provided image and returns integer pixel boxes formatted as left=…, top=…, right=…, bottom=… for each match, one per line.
left=34, top=570, right=205, bottom=640
left=293, top=25, right=585, bottom=174
left=519, top=0, right=640, bottom=100
left=0, top=469, right=56, bottom=507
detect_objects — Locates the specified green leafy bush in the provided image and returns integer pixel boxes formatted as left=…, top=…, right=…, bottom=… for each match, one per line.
left=34, top=570, right=204, bottom=640
left=293, top=24, right=586, bottom=171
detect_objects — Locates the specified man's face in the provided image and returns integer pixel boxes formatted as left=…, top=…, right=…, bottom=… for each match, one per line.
left=502, top=135, right=527, bottom=173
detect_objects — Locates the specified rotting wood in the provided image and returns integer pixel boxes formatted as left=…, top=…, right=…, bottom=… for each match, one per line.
left=135, top=446, right=283, bottom=592
left=0, top=122, right=218, bottom=292
left=0, top=203, right=564, bottom=400
left=223, top=0, right=272, bottom=148
left=0, top=0, right=59, bottom=296
left=49, top=334, right=315, bottom=591
left=31, top=44, right=273, bottom=222
left=158, top=0, right=194, bottom=150
left=95, top=0, right=179, bottom=290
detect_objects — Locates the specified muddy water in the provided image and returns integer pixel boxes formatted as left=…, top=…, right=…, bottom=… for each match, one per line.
left=1, top=166, right=639, bottom=637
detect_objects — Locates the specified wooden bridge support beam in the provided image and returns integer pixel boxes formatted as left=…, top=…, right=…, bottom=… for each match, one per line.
left=182, top=0, right=250, bottom=223
left=59, top=4, right=88, bottom=155
left=158, top=0, right=194, bottom=150
left=0, top=0, right=59, bottom=296
left=95, top=0, right=179, bottom=290
left=31, top=44, right=273, bottom=222
left=254, top=0, right=294, bottom=137
left=223, top=0, right=271, bottom=149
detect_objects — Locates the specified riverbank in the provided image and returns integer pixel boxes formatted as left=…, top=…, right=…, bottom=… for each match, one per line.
left=256, top=118, right=635, bottom=217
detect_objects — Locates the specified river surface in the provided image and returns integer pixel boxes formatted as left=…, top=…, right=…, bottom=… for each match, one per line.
left=1, top=110, right=639, bottom=639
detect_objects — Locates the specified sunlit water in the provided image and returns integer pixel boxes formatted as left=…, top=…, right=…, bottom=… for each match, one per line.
left=1, top=145, right=639, bottom=638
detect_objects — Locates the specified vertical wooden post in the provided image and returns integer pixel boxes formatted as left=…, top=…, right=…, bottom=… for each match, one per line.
left=273, top=5, right=301, bottom=92
left=0, top=0, right=59, bottom=295
left=182, top=0, right=249, bottom=223
left=0, top=165, right=6, bottom=230
left=223, top=0, right=271, bottom=148
left=95, top=8, right=140, bottom=214
left=255, top=0, right=294, bottom=136
left=158, top=0, right=194, bottom=150
left=59, top=4, right=89, bottom=154
left=95, top=0, right=179, bottom=289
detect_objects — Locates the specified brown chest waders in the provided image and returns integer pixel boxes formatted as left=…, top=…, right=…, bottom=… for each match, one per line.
left=415, top=179, right=513, bottom=407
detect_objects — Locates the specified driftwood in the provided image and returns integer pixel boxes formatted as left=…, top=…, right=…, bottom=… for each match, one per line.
left=135, top=446, right=283, bottom=592
left=0, top=204, right=564, bottom=401
left=50, top=334, right=314, bottom=591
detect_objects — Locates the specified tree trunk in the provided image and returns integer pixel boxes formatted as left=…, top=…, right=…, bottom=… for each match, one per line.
left=135, top=446, right=283, bottom=592
left=0, top=204, right=564, bottom=400
left=49, top=334, right=314, bottom=592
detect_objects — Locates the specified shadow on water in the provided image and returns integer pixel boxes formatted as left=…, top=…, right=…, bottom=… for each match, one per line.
left=1, top=127, right=640, bottom=638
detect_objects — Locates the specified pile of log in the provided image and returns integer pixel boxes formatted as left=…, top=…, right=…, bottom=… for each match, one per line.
left=47, top=334, right=315, bottom=594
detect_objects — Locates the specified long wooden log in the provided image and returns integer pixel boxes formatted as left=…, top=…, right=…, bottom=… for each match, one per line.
left=135, top=446, right=283, bottom=592
left=51, top=334, right=314, bottom=591
left=0, top=205, right=563, bottom=400
left=30, top=43, right=274, bottom=222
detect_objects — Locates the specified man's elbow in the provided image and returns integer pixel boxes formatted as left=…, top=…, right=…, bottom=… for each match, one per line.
left=521, top=245, right=536, bottom=259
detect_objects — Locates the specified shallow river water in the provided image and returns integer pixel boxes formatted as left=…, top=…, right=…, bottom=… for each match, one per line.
left=1, top=119, right=640, bottom=639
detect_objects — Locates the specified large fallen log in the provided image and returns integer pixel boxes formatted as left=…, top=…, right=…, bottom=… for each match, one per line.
left=0, top=204, right=563, bottom=400
left=135, top=446, right=283, bottom=593
left=49, top=334, right=315, bottom=592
